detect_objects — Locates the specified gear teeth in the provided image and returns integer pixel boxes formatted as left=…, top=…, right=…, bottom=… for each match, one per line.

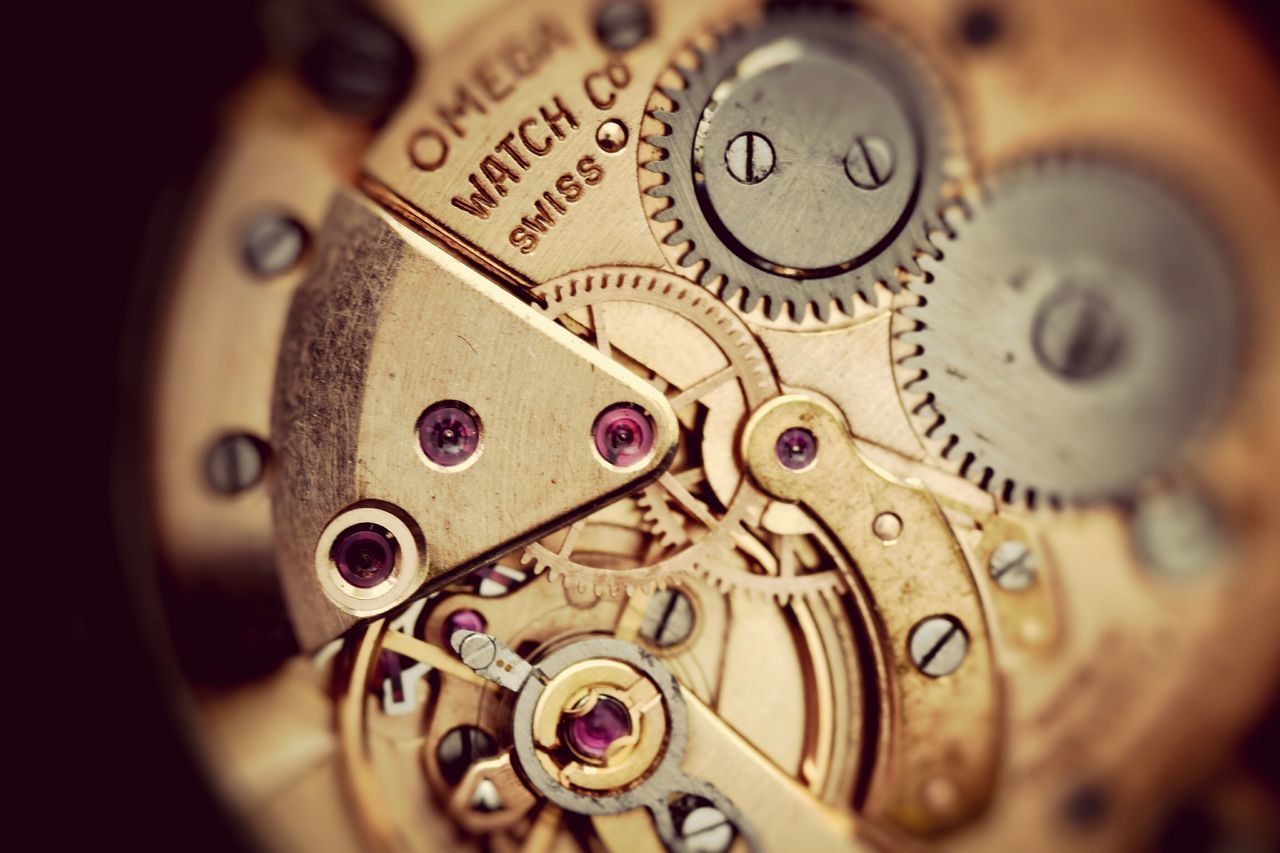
left=636, top=5, right=961, bottom=330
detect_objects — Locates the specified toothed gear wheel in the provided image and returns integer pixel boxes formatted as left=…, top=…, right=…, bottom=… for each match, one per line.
left=644, top=2, right=958, bottom=322
left=896, top=159, right=1239, bottom=505
left=522, top=267, right=777, bottom=596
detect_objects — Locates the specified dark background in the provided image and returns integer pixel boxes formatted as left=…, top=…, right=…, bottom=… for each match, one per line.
left=44, top=0, right=1280, bottom=850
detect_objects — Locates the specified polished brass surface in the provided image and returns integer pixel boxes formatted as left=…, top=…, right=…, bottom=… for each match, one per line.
left=271, top=192, right=678, bottom=646
left=742, top=395, right=998, bottom=832
left=136, top=0, right=1280, bottom=850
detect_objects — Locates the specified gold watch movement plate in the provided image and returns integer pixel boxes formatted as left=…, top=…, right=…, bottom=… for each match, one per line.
left=134, top=0, right=1280, bottom=852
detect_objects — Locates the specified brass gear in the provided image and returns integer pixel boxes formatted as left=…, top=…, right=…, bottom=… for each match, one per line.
left=522, top=267, right=777, bottom=596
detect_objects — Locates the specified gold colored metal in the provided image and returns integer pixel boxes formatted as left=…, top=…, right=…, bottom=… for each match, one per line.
left=450, top=752, right=538, bottom=834
left=531, top=658, right=668, bottom=790
left=270, top=193, right=679, bottom=647
left=364, top=0, right=710, bottom=288
left=742, top=395, right=999, bottom=832
left=680, top=689, right=864, bottom=852
left=520, top=266, right=777, bottom=597
left=139, top=0, right=1280, bottom=850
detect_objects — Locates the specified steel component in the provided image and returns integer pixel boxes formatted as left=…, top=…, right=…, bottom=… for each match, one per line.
left=508, top=636, right=761, bottom=851
left=644, top=3, right=959, bottom=321
left=909, top=616, right=970, bottom=677
left=205, top=433, right=269, bottom=494
left=242, top=211, right=307, bottom=277
left=676, top=799, right=736, bottom=853
left=294, top=3, right=415, bottom=120
left=897, top=159, right=1240, bottom=505
left=436, top=725, right=498, bottom=785
left=638, top=588, right=696, bottom=648
left=271, top=197, right=679, bottom=646
left=987, top=540, right=1038, bottom=592
left=845, top=135, right=896, bottom=190
left=595, top=0, right=652, bottom=51
left=724, top=132, right=776, bottom=185
left=1132, top=487, right=1227, bottom=579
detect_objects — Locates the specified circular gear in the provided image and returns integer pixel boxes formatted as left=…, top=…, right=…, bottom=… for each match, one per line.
left=895, top=158, right=1240, bottom=505
left=643, top=2, right=961, bottom=322
left=522, top=267, right=777, bottom=595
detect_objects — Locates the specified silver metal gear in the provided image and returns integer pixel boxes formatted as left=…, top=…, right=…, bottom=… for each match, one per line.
left=896, top=158, right=1240, bottom=506
left=644, top=2, right=959, bottom=323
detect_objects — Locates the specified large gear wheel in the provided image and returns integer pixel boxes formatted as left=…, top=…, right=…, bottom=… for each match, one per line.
left=894, top=157, right=1240, bottom=506
left=643, top=1, right=961, bottom=323
left=521, top=267, right=779, bottom=596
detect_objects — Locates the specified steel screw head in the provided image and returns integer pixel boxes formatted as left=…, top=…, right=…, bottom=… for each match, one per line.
left=242, top=213, right=307, bottom=277
left=206, top=433, right=269, bottom=494
left=988, top=540, right=1038, bottom=591
left=725, top=131, right=776, bottom=185
left=298, top=7, right=415, bottom=120
left=454, top=632, right=498, bottom=670
left=1133, top=489, right=1225, bottom=578
left=845, top=134, right=896, bottom=189
left=595, top=0, right=652, bottom=51
left=639, top=589, right=696, bottom=648
left=680, top=804, right=735, bottom=853
left=909, top=615, right=969, bottom=677
left=436, top=725, right=497, bottom=785
left=332, top=524, right=397, bottom=589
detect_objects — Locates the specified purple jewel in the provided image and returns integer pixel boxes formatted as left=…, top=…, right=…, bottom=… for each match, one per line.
left=442, top=608, right=486, bottom=646
left=334, top=526, right=395, bottom=588
left=419, top=402, right=480, bottom=467
left=564, top=695, right=632, bottom=761
left=593, top=404, right=655, bottom=468
left=775, top=427, right=818, bottom=470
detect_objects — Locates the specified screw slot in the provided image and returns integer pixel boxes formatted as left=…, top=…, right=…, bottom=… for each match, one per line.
left=639, top=588, right=696, bottom=649
left=909, top=615, right=969, bottom=677
left=437, top=725, right=498, bottom=786
left=845, top=134, right=895, bottom=190
left=988, top=540, right=1038, bottom=591
left=595, top=0, right=652, bottom=51
left=725, top=131, right=776, bottom=185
